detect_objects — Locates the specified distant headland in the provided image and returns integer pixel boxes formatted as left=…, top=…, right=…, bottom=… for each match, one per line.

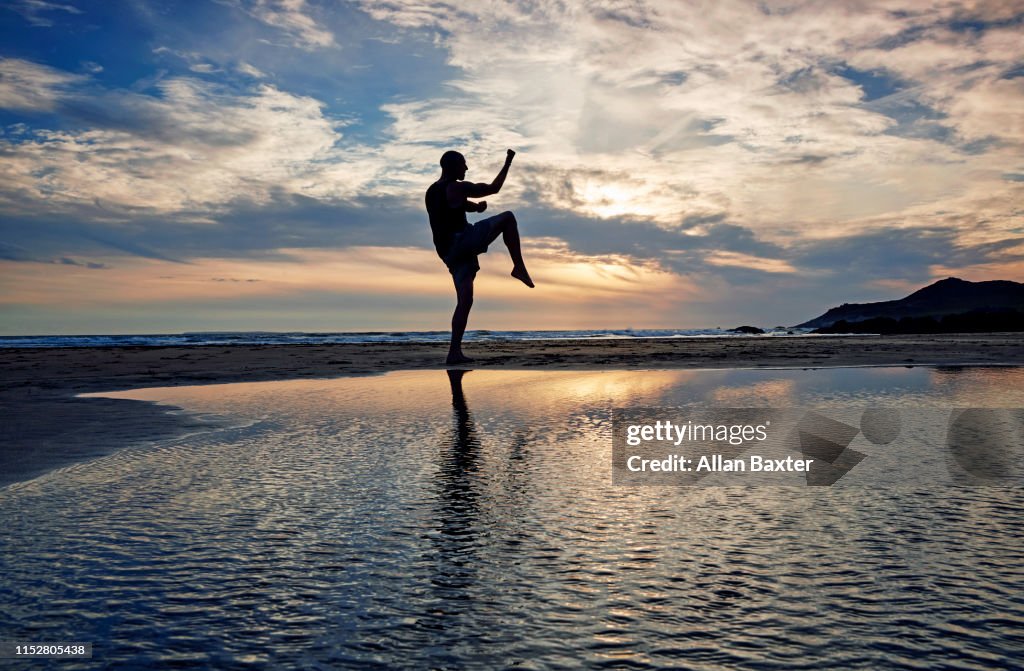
left=798, top=277, right=1024, bottom=334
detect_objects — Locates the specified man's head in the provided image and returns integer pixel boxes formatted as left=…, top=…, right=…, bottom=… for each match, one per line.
left=440, top=150, right=467, bottom=180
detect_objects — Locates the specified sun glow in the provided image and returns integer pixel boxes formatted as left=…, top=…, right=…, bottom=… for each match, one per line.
left=578, top=181, right=644, bottom=219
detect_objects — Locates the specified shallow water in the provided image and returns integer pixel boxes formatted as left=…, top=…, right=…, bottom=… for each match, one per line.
left=2, top=367, right=1023, bottom=669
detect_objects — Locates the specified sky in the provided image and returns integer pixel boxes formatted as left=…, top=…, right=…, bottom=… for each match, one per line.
left=0, top=0, right=1022, bottom=334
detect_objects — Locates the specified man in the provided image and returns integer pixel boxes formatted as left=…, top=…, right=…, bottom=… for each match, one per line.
left=425, top=148, right=534, bottom=365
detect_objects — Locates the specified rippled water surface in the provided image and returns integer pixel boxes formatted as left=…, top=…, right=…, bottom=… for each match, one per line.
left=2, top=367, right=1023, bottom=669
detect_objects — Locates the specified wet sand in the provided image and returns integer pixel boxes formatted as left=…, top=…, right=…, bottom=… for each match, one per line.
left=2, top=334, right=1022, bottom=486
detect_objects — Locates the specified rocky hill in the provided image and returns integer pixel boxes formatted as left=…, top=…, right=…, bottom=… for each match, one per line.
left=796, top=277, right=1024, bottom=329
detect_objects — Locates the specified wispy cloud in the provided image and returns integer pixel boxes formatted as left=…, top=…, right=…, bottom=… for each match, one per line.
left=705, top=251, right=796, bottom=274
left=0, top=58, right=84, bottom=111
left=4, top=0, right=81, bottom=28
left=236, top=62, right=266, bottom=78
left=229, top=0, right=336, bottom=50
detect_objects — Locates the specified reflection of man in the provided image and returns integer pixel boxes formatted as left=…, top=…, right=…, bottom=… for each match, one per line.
left=446, top=369, right=477, bottom=458
left=426, top=149, right=534, bottom=365
left=439, top=370, right=481, bottom=543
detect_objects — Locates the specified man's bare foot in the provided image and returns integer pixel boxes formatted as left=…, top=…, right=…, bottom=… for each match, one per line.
left=446, top=354, right=476, bottom=365
left=511, top=266, right=534, bottom=288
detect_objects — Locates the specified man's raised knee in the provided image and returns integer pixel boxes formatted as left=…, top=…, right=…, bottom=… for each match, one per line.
left=500, top=210, right=517, bottom=228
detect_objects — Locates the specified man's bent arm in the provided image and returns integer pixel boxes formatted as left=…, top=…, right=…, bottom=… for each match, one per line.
left=486, top=151, right=513, bottom=193
left=458, top=150, right=515, bottom=199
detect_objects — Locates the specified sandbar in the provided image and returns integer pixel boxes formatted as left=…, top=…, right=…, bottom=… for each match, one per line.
left=2, top=333, right=1022, bottom=486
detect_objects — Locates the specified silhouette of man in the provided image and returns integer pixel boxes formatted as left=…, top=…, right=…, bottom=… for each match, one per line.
left=426, top=149, right=534, bottom=365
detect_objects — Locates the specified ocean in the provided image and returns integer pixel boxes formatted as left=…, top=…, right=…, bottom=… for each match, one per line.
left=0, top=328, right=810, bottom=348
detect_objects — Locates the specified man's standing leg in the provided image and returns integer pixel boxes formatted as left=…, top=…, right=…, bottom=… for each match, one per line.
left=447, top=275, right=474, bottom=365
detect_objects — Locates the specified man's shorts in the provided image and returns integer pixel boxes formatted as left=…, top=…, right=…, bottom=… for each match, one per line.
left=443, top=215, right=501, bottom=285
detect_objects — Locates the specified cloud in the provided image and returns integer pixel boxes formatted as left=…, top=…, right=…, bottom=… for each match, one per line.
left=0, top=58, right=84, bottom=112
left=230, top=0, right=336, bottom=50
left=236, top=62, right=266, bottom=78
left=54, top=256, right=108, bottom=269
left=793, top=225, right=1024, bottom=284
left=704, top=251, right=796, bottom=274
left=5, top=0, right=81, bottom=28
left=0, top=70, right=348, bottom=215
left=0, top=245, right=108, bottom=269
left=0, top=241, right=39, bottom=261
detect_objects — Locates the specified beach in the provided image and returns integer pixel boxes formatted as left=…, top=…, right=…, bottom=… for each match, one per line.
left=3, top=362, right=1023, bottom=668
left=2, top=333, right=1023, bottom=487
left=6, top=333, right=1024, bottom=393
